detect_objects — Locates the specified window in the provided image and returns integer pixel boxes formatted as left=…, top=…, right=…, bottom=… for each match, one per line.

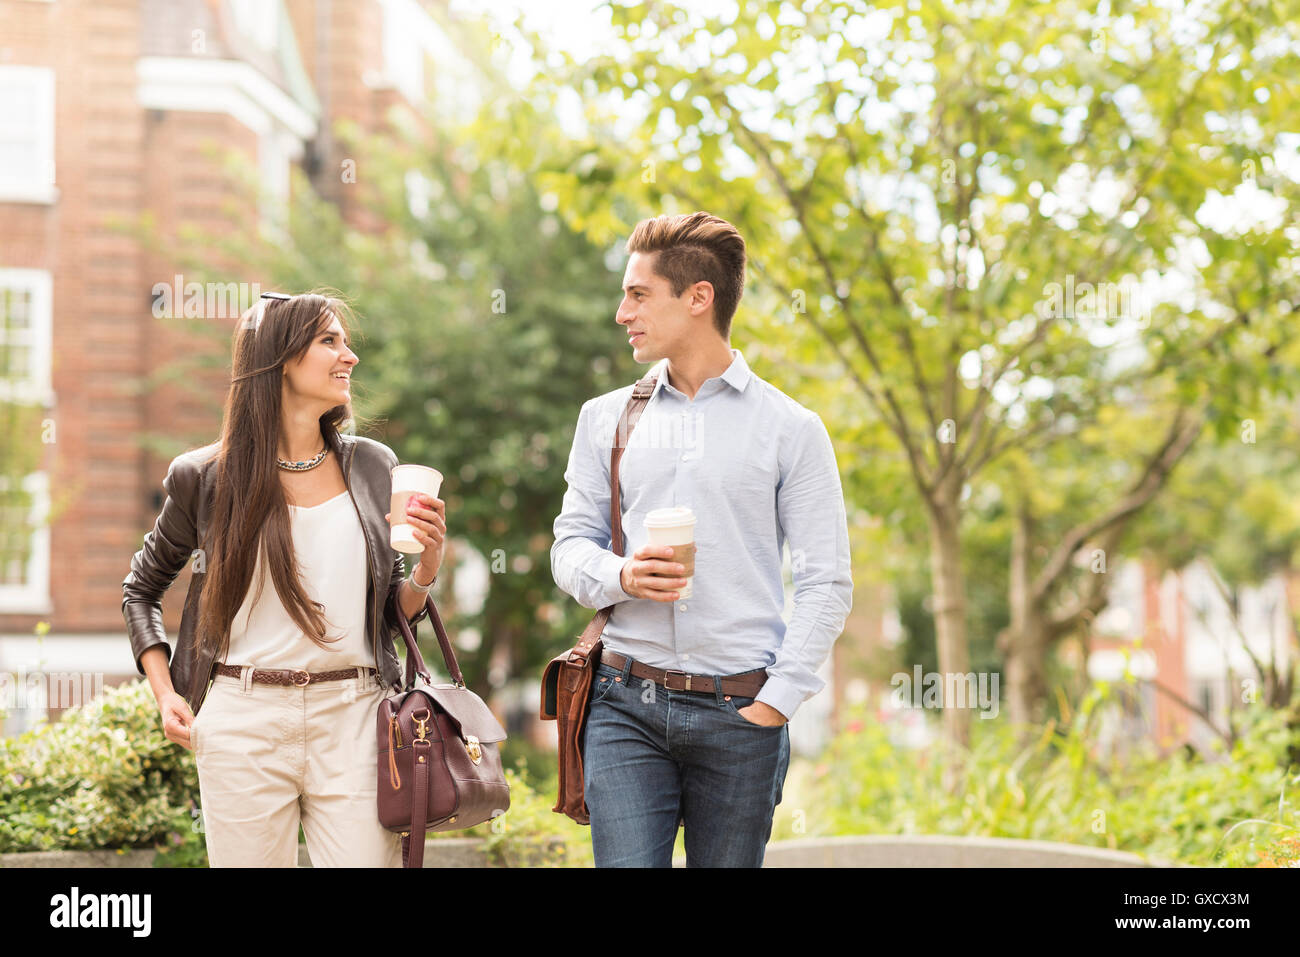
left=1096, top=558, right=1146, bottom=639
left=0, top=269, right=51, bottom=613
left=1197, top=682, right=1214, bottom=715
left=0, top=471, right=51, bottom=613
left=258, top=129, right=292, bottom=240
left=0, top=66, right=56, bottom=203
left=0, top=269, right=53, bottom=406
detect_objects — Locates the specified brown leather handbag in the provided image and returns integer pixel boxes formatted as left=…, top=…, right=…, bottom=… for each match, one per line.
left=378, top=590, right=510, bottom=867
left=540, top=371, right=658, bottom=825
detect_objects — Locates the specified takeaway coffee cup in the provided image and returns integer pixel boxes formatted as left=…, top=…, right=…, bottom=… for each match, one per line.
left=389, top=464, right=443, bottom=554
left=644, top=507, right=696, bottom=599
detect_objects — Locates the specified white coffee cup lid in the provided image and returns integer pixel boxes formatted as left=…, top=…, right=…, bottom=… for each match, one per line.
left=392, top=464, right=443, bottom=489
left=644, top=506, right=695, bottom=528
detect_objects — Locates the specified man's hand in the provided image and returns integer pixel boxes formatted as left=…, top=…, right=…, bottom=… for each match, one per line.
left=620, top=545, right=690, bottom=602
left=736, top=701, right=788, bottom=727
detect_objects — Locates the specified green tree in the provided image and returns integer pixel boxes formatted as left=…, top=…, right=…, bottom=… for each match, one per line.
left=494, top=0, right=1300, bottom=745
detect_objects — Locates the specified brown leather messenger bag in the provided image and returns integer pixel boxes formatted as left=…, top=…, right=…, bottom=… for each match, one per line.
left=539, top=370, right=658, bottom=824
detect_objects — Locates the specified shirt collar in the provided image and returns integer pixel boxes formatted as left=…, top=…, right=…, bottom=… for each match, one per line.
left=651, top=349, right=753, bottom=399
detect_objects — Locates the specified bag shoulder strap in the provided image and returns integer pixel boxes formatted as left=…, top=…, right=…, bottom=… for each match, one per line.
left=403, top=739, right=431, bottom=868
left=571, top=370, right=660, bottom=657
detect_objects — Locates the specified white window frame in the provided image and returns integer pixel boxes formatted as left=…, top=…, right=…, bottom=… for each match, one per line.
left=0, top=471, right=52, bottom=614
left=230, top=0, right=279, bottom=52
left=257, top=128, right=293, bottom=240
left=0, top=268, right=54, bottom=407
left=0, top=65, right=57, bottom=204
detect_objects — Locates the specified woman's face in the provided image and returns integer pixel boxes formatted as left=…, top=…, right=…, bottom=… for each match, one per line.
left=281, top=311, right=357, bottom=410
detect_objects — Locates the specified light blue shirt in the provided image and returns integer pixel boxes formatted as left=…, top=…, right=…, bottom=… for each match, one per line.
left=550, top=349, right=853, bottom=719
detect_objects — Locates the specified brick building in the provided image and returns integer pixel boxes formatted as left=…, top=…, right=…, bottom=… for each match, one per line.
left=0, top=0, right=446, bottom=733
left=1087, top=556, right=1298, bottom=753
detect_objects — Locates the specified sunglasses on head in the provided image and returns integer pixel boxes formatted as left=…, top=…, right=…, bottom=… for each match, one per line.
left=241, top=291, right=293, bottom=331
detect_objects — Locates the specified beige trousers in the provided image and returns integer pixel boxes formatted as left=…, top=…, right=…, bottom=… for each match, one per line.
left=192, top=665, right=403, bottom=868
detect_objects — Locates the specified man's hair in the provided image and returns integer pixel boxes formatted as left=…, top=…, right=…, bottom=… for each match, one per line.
left=625, top=211, right=746, bottom=339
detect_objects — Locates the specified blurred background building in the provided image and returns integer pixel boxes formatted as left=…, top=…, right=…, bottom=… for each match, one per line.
left=0, top=0, right=445, bottom=733
left=1087, top=557, right=1297, bottom=755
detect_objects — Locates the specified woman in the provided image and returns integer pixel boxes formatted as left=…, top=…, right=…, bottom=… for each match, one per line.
left=122, top=291, right=445, bottom=867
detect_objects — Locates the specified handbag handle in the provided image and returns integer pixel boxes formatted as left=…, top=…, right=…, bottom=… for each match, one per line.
left=392, top=586, right=464, bottom=690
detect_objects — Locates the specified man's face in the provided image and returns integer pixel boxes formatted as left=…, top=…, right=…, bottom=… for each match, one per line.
left=616, top=251, right=706, bottom=363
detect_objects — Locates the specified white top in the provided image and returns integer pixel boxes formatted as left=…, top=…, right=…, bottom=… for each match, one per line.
left=225, top=490, right=372, bottom=671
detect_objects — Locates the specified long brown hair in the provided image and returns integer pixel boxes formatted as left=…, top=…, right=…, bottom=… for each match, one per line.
left=195, top=291, right=366, bottom=665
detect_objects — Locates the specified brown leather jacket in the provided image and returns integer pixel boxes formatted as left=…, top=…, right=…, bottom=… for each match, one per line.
left=122, top=429, right=429, bottom=715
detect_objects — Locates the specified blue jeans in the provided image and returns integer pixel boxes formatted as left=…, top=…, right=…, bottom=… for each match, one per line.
left=582, top=656, right=791, bottom=867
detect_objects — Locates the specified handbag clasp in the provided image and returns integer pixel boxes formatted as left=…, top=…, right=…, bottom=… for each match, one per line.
left=412, top=708, right=431, bottom=741
left=466, top=734, right=482, bottom=765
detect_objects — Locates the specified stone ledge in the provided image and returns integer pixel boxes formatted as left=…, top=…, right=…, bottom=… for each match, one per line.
left=761, top=835, right=1173, bottom=868
left=298, top=837, right=489, bottom=868
left=0, top=848, right=159, bottom=868
left=2, top=835, right=1177, bottom=868
left=0, top=838, right=490, bottom=868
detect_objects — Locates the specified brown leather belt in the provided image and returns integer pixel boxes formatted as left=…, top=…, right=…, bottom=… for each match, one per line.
left=598, top=650, right=767, bottom=697
left=214, top=663, right=378, bottom=687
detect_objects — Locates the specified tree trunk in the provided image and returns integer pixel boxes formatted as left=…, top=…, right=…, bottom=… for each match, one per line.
left=1002, top=504, right=1051, bottom=728
left=926, top=477, right=971, bottom=752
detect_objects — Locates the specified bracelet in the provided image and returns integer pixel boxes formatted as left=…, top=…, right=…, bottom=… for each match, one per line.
left=408, top=567, right=436, bottom=595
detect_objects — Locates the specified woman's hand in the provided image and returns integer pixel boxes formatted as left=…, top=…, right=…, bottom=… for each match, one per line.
left=387, top=493, right=446, bottom=582
left=157, top=689, right=196, bottom=750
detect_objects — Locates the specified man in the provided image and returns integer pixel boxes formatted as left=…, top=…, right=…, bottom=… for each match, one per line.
left=550, top=211, right=853, bottom=867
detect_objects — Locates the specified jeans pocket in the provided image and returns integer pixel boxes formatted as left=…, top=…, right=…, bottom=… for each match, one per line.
left=723, top=694, right=781, bottom=729
left=591, top=670, right=619, bottom=704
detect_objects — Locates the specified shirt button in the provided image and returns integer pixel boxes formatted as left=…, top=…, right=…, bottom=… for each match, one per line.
left=679, top=603, right=688, bottom=612
left=681, top=454, right=689, bottom=462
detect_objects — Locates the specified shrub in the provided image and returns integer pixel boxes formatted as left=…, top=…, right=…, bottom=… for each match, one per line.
left=803, top=682, right=1300, bottom=866
left=0, top=679, right=201, bottom=856
left=2, top=678, right=591, bottom=867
